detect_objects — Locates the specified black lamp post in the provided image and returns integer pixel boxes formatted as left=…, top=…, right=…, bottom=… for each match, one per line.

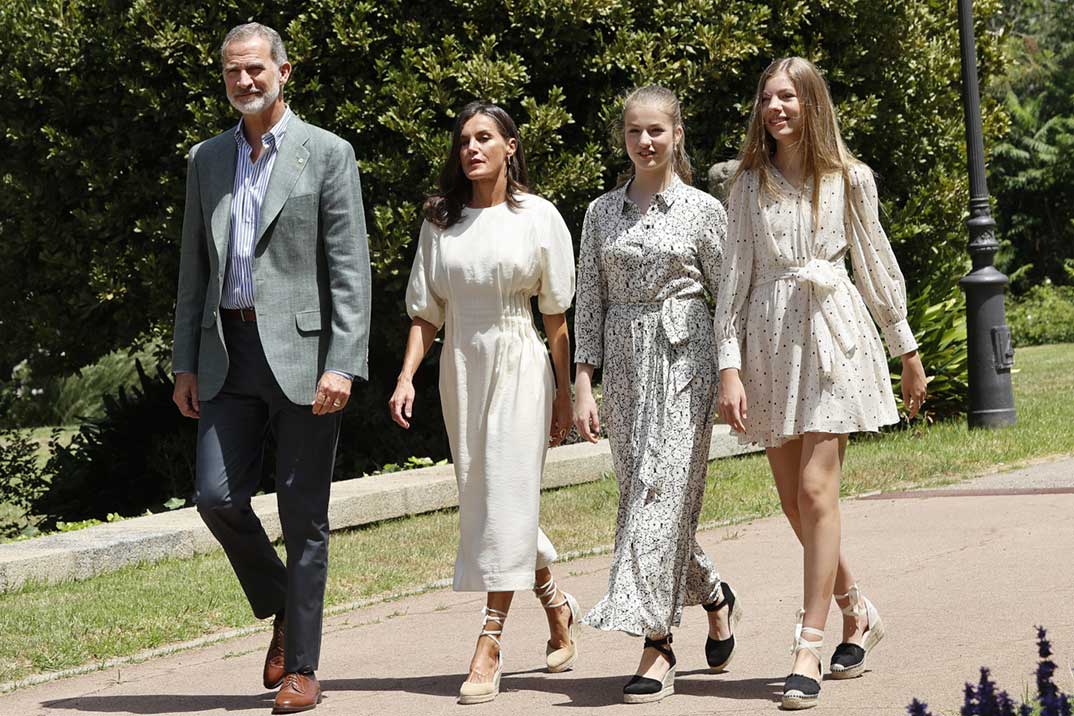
left=957, top=0, right=1017, bottom=428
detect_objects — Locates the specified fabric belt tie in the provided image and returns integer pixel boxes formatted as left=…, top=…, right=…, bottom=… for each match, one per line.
left=607, top=296, right=707, bottom=494
left=754, top=259, right=857, bottom=375
left=607, top=297, right=698, bottom=347
left=660, top=297, right=694, bottom=347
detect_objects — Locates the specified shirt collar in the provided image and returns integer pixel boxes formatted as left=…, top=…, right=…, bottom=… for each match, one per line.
left=618, top=173, right=686, bottom=214
left=234, top=106, right=293, bottom=151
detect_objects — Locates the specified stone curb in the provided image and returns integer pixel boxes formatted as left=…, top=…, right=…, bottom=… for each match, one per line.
left=0, top=425, right=757, bottom=593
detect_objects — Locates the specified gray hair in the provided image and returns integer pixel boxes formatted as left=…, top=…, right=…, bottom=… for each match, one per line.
left=220, top=22, right=288, bottom=66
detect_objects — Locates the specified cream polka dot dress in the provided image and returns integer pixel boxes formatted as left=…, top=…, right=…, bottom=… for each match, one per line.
left=715, top=163, right=918, bottom=448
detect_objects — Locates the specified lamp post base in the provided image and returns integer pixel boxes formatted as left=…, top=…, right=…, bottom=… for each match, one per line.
left=967, top=407, right=1017, bottom=429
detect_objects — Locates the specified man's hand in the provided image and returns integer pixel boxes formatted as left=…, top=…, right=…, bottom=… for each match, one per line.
left=312, top=371, right=352, bottom=415
left=173, top=372, right=201, bottom=419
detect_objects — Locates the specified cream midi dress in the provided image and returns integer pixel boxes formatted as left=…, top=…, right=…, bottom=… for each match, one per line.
left=574, top=177, right=727, bottom=636
left=715, top=164, right=918, bottom=448
left=405, top=194, right=576, bottom=592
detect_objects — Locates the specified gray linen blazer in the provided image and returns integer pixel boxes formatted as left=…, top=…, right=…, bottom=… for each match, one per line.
left=171, top=115, right=371, bottom=405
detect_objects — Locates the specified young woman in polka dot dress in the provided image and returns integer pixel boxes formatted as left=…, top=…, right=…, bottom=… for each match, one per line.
left=715, top=58, right=928, bottom=710
left=574, top=86, right=743, bottom=705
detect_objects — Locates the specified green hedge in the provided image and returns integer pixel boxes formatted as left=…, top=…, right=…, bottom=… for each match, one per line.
left=0, top=0, right=1007, bottom=465
left=1007, top=283, right=1074, bottom=346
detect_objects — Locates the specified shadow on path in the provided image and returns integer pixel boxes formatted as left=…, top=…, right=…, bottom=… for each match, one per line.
left=38, top=669, right=785, bottom=713
left=323, top=669, right=783, bottom=708
left=40, top=693, right=274, bottom=714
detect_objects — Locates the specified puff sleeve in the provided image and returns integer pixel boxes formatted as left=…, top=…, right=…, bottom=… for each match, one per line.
left=537, top=202, right=576, bottom=315
left=405, top=220, right=447, bottom=329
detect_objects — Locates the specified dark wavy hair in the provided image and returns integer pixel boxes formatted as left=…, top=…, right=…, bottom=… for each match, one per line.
left=423, top=101, right=529, bottom=228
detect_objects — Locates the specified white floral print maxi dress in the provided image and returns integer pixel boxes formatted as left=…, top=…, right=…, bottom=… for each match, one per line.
left=715, top=164, right=918, bottom=448
left=575, top=176, right=727, bottom=637
left=405, top=195, right=576, bottom=592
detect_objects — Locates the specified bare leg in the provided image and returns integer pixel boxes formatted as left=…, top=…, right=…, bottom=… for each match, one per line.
left=768, top=437, right=868, bottom=644
left=705, top=587, right=732, bottom=640
left=534, top=566, right=573, bottom=649
left=466, top=591, right=513, bottom=684
left=635, top=632, right=674, bottom=680
left=767, top=434, right=843, bottom=678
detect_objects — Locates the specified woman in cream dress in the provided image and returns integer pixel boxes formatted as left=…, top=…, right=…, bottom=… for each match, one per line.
left=716, top=57, right=928, bottom=709
left=389, top=102, right=579, bottom=705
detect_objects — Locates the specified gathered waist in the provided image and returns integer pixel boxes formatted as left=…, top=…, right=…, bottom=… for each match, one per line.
left=449, top=292, right=537, bottom=327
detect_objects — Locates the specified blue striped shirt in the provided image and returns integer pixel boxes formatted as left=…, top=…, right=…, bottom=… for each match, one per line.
left=220, top=108, right=293, bottom=309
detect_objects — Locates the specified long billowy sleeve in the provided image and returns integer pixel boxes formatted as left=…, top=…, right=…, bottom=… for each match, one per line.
left=714, top=173, right=757, bottom=371
left=573, top=204, right=606, bottom=367
left=845, top=163, right=918, bottom=358
left=405, top=220, right=446, bottom=329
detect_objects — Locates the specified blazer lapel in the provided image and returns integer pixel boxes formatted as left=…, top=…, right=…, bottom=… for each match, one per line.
left=209, top=138, right=237, bottom=270
left=256, top=118, right=311, bottom=246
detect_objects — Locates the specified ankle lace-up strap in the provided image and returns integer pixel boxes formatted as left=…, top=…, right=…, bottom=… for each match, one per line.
left=534, top=577, right=567, bottom=610
left=480, top=606, right=508, bottom=648
left=791, top=609, right=824, bottom=659
left=834, top=584, right=864, bottom=617
left=643, top=634, right=675, bottom=661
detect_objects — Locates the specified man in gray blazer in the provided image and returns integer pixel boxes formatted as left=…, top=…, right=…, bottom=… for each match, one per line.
left=171, top=22, right=370, bottom=714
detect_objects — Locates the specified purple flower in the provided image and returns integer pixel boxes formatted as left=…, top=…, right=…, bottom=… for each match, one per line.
left=911, top=627, right=1070, bottom=716
left=962, top=682, right=977, bottom=716
left=908, top=699, right=935, bottom=716
left=1037, top=627, right=1060, bottom=710
left=997, top=690, right=1016, bottom=716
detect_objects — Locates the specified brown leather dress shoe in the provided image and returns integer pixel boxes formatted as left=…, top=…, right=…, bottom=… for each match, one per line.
left=263, top=615, right=286, bottom=690
left=273, top=672, right=322, bottom=714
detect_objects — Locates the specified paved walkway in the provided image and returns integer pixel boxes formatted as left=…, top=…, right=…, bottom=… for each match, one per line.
left=3, top=458, right=1073, bottom=716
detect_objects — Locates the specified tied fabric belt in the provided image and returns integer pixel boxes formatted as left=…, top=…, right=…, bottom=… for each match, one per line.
left=607, top=296, right=702, bottom=349
left=607, top=296, right=707, bottom=494
left=753, top=259, right=858, bottom=376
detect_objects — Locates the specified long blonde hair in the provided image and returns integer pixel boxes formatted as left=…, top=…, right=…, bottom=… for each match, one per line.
left=622, top=85, right=693, bottom=185
left=734, top=57, right=856, bottom=222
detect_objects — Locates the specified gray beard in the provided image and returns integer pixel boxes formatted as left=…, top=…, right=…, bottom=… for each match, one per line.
left=229, top=84, right=280, bottom=116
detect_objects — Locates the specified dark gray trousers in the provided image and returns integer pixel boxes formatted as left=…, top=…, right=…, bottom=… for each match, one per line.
left=195, top=318, right=341, bottom=674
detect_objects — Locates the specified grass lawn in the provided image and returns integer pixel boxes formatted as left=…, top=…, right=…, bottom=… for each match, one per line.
left=2, top=344, right=1072, bottom=686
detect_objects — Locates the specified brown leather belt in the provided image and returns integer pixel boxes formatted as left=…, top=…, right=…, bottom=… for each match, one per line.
left=220, top=307, right=256, bottom=322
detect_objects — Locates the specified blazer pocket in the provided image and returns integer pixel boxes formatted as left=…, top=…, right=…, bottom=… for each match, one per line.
left=295, top=309, right=323, bottom=334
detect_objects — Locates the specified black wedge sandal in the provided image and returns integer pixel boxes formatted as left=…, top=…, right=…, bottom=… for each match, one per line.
left=782, top=609, right=824, bottom=710
left=829, top=584, right=885, bottom=679
left=703, top=581, right=744, bottom=671
left=623, top=634, right=676, bottom=704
